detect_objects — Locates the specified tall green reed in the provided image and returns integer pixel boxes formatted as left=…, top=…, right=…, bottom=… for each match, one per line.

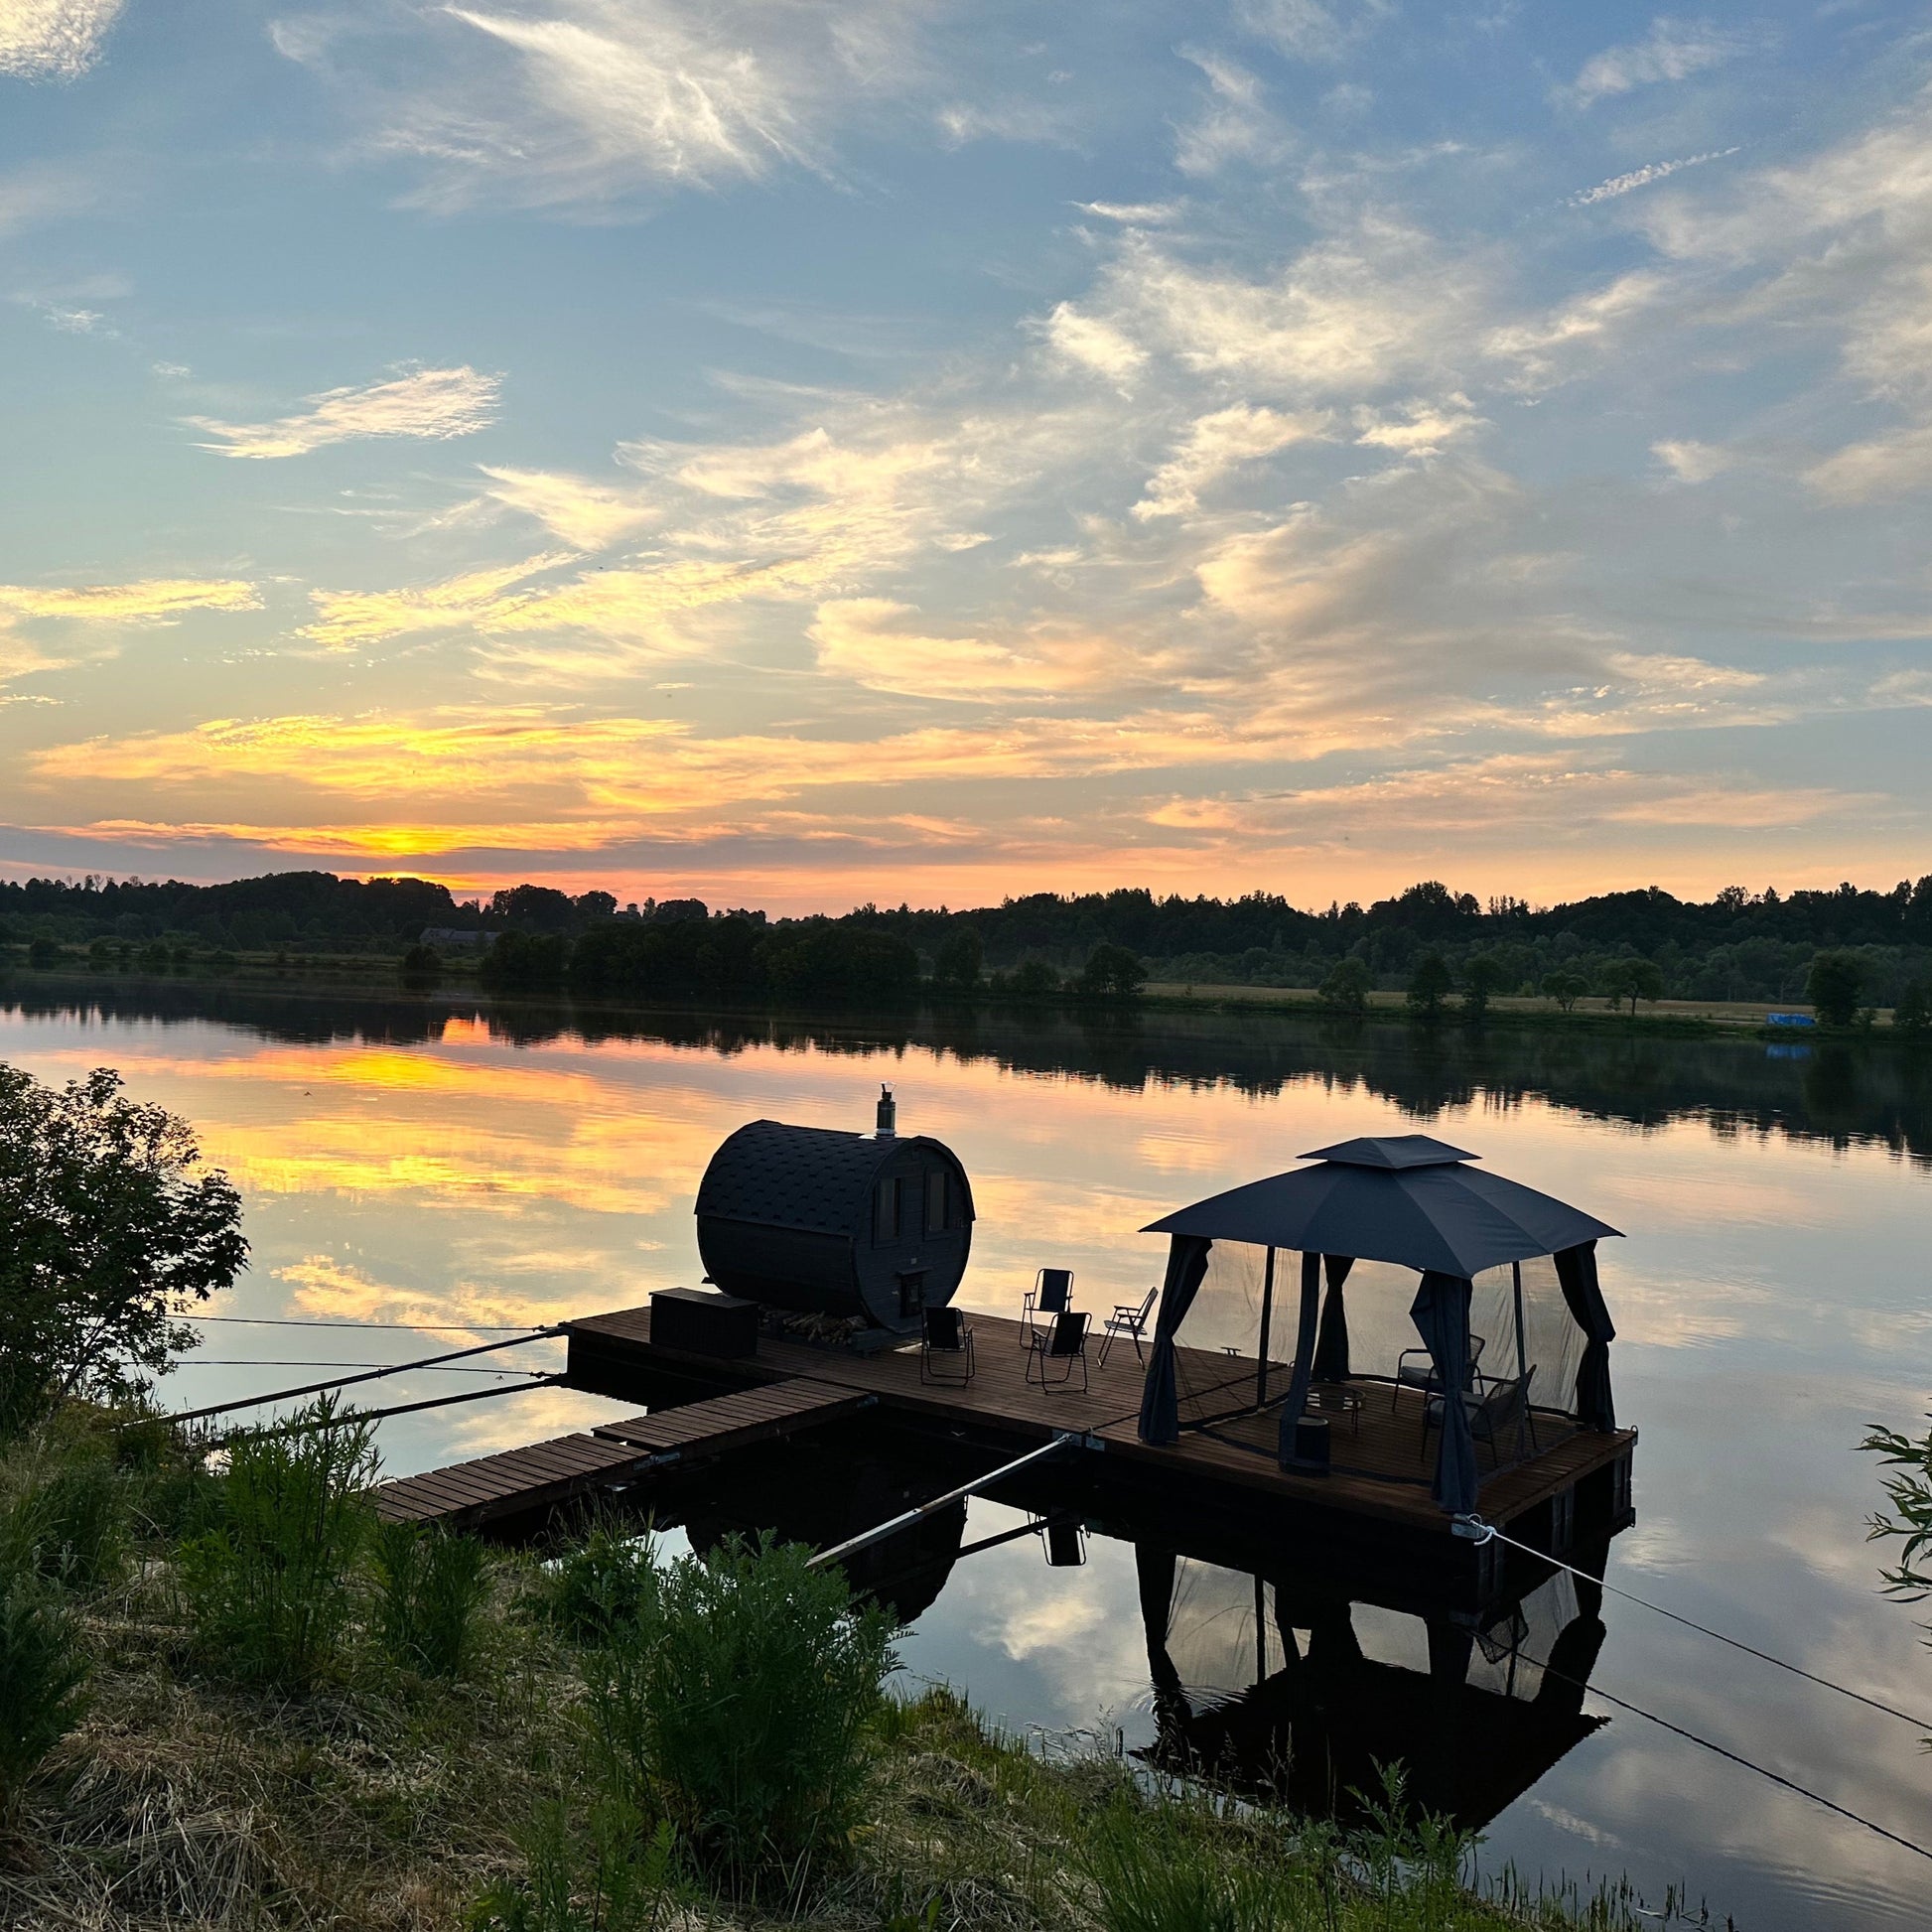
left=0, top=1551, right=90, bottom=1830
left=177, top=1395, right=377, bottom=1690
left=373, top=1518, right=489, bottom=1679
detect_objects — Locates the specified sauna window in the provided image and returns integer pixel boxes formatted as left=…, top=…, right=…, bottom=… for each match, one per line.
left=924, top=1170, right=949, bottom=1232
left=874, top=1176, right=902, bottom=1243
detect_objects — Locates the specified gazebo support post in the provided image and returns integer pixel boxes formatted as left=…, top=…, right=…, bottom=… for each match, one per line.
left=1276, top=1250, right=1322, bottom=1469
left=1255, top=1245, right=1276, bottom=1407
left=1511, top=1261, right=1529, bottom=1460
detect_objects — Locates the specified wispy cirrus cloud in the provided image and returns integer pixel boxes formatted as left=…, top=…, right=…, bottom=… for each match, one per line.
left=185, top=365, right=501, bottom=460
left=0, top=578, right=261, bottom=621
left=0, top=0, right=123, bottom=80
left=1569, top=17, right=1762, bottom=108
left=280, top=0, right=932, bottom=212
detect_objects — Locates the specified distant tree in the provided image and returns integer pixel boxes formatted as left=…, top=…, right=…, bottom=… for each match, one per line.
left=399, top=943, right=442, bottom=987
left=1894, top=980, right=1931, bottom=1036
left=1406, top=951, right=1453, bottom=1021
left=1007, top=958, right=1060, bottom=998
left=1599, top=957, right=1665, bottom=1016
left=759, top=925, right=920, bottom=1001
left=1315, top=957, right=1370, bottom=1016
left=1460, top=953, right=1506, bottom=1023
left=479, top=930, right=571, bottom=992
left=1078, top=943, right=1147, bottom=1000
left=0, top=1065, right=247, bottom=1437
left=1540, top=967, right=1588, bottom=1013
left=488, top=885, right=578, bottom=932
left=1806, top=950, right=1865, bottom=1028
left=931, top=927, right=984, bottom=990
left=27, top=938, right=57, bottom=971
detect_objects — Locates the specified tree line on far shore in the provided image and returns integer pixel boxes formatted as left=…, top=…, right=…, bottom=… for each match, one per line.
left=9, top=868, right=1932, bottom=1015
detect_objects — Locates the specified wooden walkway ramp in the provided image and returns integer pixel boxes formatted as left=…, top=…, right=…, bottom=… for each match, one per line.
left=372, top=1377, right=870, bottom=1528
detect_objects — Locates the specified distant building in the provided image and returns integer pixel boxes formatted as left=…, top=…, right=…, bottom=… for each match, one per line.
left=419, top=926, right=491, bottom=951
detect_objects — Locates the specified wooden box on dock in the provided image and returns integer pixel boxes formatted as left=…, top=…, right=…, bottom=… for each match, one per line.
left=650, top=1287, right=759, bottom=1358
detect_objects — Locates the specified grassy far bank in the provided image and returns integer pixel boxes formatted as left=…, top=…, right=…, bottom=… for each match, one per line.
left=0, top=1403, right=1721, bottom=1932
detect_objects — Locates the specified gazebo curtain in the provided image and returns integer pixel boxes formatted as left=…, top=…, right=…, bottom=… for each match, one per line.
left=1553, top=1240, right=1616, bottom=1430
left=1311, top=1254, right=1354, bottom=1381
left=1411, top=1271, right=1479, bottom=1515
left=1137, top=1234, right=1213, bottom=1446
left=1275, top=1251, right=1323, bottom=1466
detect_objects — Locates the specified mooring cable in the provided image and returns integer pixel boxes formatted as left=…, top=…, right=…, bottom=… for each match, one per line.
left=1455, top=1514, right=1932, bottom=1733
left=147, top=1327, right=562, bottom=1428
left=207, top=1374, right=570, bottom=1447
left=1516, top=1641, right=1932, bottom=1864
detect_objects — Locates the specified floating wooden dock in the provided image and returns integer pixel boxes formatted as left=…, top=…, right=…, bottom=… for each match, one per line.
left=376, top=1302, right=1634, bottom=1583
left=562, top=1304, right=1635, bottom=1560
left=373, top=1376, right=872, bottom=1527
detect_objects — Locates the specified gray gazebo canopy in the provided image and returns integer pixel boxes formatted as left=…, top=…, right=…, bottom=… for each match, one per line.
left=1135, top=1135, right=1621, bottom=1514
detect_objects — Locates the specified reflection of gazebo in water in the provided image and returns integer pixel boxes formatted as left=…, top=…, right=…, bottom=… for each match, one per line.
left=1136, top=1135, right=1621, bottom=1517
left=1134, top=1538, right=1611, bottom=1831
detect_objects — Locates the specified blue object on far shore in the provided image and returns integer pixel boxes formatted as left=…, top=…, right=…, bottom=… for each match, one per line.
left=1766, top=1013, right=1817, bottom=1029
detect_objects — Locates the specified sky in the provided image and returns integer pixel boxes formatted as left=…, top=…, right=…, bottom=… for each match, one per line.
left=1, top=2, right=1929, bottom=916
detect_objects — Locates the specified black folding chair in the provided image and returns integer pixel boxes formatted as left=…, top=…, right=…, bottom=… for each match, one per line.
left=1025, top=1310, right=1089, bottom=1393
left=1097, top=1287, right=1158, bottom=1366
left=920, top=1305, right=976, bottom=1385
left=1021, top=1267, right=1074, bottom=1346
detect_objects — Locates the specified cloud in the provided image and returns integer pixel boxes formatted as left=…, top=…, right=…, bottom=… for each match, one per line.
left=1806, top=421, right=1932, bottom=503
left=479, top=465, right=661, bottom=549
left=1234, top=0, right=1386, bottom=64
left=286, top=0, right=929, bottom=212
left=1351, top=394, right=1482, bottom=458
left=34, top=302, right=112, bottom=335
left=186, top=365, right=501, bottom=460
left=1485, top=270, right=1666, bottom=387
left=1570, top=17, right=1759, bottom=107
left=0, top=579, right=261, bottom=622
left=0, top=0, right=123, bottom=80
left=1172, top=51, right=1290, bottom=179
left=301, top=554, right=576, bottom=651
left=1040, top=302, right=1149, bottom=386
left=806, top=599, right=1121, bottom=700
left=1056, top=221, right=1483, bottom=400
left=1134, top=404, right=1330, bottom=519
left=1653, top=439, right=1731, bottom=484
left=1570, top=147, right=1739, bottom=206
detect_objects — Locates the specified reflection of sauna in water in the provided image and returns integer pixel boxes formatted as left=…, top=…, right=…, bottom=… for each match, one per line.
left=1135, top=1541, right=1609, bottom=1831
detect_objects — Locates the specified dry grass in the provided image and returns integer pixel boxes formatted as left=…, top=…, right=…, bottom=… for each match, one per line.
left=0, top=1534, right=1697, bottom=1932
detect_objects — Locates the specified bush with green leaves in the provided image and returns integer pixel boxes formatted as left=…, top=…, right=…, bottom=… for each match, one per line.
left=0, top=1061, right=247, bottom=1439
left=373, top=1518, right=489, bottom=1678
left=1895, top=980, right=1932, bottom=1035
left=1406, top=951, right=1453, bottom=1021
left=1315, top=956, right=1370, bottom=1015
left=0, top=1557, right=90, bottom=1829
left=177, top=1398, right=376, bottom=1690
left=542, top=1513, right=657, bottom=1647
left=580, top=1532, right=897, bottom=1894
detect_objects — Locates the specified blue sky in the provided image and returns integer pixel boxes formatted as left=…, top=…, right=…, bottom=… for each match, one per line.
left=1, top=0, right=1928, bottom=912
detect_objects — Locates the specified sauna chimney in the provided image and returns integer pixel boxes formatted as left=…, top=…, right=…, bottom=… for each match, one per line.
left=876, top=1084, right=897, bottom=1138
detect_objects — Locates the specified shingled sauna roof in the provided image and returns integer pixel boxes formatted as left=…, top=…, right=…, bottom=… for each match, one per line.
left=693, top=1119, right=975, bottom=1237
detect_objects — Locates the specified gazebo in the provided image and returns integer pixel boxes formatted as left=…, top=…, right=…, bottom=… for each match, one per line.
left=1135, top=1135, right=1620, bottom=1515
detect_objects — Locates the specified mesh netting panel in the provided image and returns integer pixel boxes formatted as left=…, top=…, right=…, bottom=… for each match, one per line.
left=1467, top=1568, right=1581, bottom=1702
left=1164, top=1558, right=1289, bottom=1698
left=1468, top=1255, right=1585, bottom=1415
left=1172, top=1242, right=1589, bottom=1418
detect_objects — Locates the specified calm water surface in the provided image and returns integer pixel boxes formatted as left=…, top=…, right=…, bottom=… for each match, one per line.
left=3, top=984, right=1929, bottom=1931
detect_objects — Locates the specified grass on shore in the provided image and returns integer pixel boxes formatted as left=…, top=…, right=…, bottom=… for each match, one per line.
left=1, top=1409, right=1722, bottom=1932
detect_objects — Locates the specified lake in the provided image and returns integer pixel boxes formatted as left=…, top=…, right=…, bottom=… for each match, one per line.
left=3, top=980, right=1929, bottom=1931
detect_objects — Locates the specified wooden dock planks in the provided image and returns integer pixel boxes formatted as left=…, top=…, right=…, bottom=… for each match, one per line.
left=564, top=1303, right=1636, bottom=1539
left=372, top=1377, right=871, bottom=1527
